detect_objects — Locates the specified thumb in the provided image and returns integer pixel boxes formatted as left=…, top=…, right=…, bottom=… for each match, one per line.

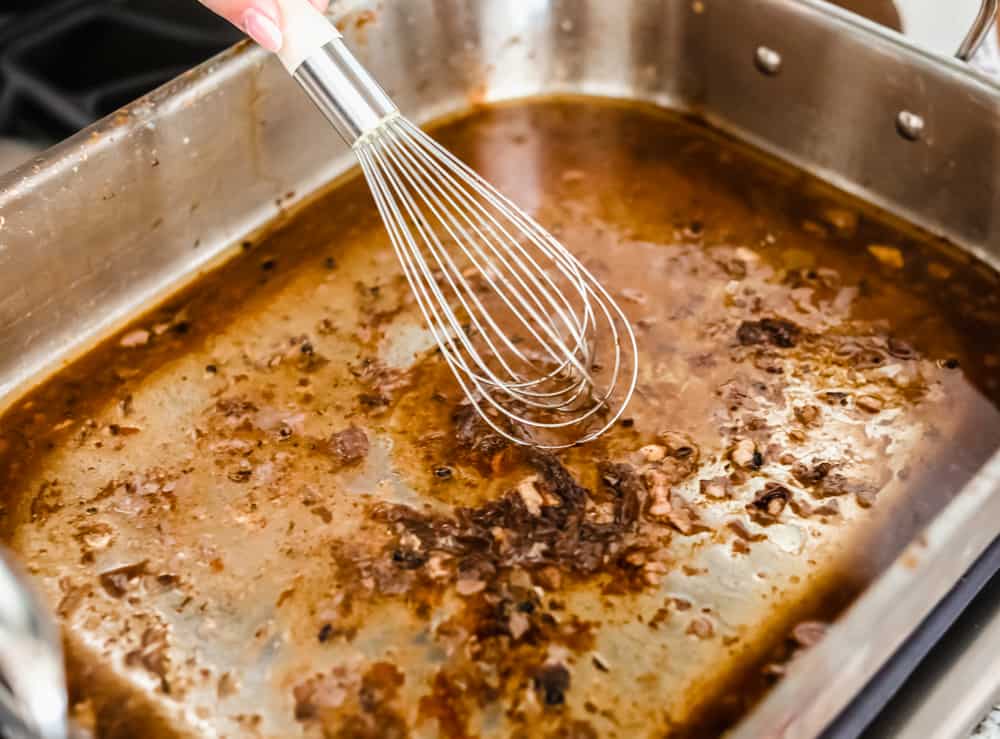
left=198, top=0, right=330, bottom=52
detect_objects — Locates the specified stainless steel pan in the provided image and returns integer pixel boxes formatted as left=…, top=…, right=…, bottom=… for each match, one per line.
left=0, top=1, right=999, bottom=737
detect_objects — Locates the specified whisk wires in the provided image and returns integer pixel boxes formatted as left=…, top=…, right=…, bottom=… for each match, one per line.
left=355, top=113, right=637, bottom=449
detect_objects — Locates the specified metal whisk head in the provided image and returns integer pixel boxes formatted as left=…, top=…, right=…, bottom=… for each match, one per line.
left=278, top=5, right=637, bottom=447
left=355, top=114, right=637, bottom=448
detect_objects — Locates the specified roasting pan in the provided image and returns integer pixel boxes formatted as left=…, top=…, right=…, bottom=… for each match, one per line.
left=1, top=0, right=1000, bottom=737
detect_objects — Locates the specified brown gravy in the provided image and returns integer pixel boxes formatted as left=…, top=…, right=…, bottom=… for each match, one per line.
left=1, top=98, right=999, bottom=738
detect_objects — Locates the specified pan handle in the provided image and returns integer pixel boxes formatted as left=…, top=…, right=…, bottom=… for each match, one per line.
left=956, top=0, right=998, bottom=61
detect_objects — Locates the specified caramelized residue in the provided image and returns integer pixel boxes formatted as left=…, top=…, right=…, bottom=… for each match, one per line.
left=1, top=98, right=999, bottom=738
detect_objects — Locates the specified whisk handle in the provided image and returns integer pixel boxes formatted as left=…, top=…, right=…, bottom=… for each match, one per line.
left=272, top=0, right=399, bottom=146
left=272, top=0, right=338, bottom=74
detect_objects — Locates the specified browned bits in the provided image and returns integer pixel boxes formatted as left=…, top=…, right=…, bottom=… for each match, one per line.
left=791, top=620, right=828, bottom=648
left=747, top=483, right=790, bottom=525
left=108, top=424, right=141, bottom=436
left=855, top=488, right=879, bottom=508
left=327, top=426, right=369, bottom=466
left=217, top=671, right=239, bottom=698
left=792, top=461, right=833, bottom=487
left=886, top=337, right=916, bottom=359
left=119, top=329, right=151, bottom=348
left=391, top=548, right=427, bottom=570
left=516, top=477, right=545, bottom=516
left=658, top=431, right=699, bottom=462
left=685, top=220, right=704, bottom=237
left=456, top=578, right=486, bottom=596
left=687, top=616, right=715, bottom=639
left=730, top=439, right=762, bottom=470
left=789, top=496, right=840, bottom=519
left=728, top=520, right=766, bottom=544
left=451, top=402, right=510, bottom=469
left=293, top=662, right=405, bottom=731
left=353, top=8, right=377, bottom=28
left=370, top=452, right=650, bottom=606
left=855, top=395, right=884, bottom=414
left=665, top=502, right=703, bottom=536
left=821, top=207, right=858, bottom=236
left=821, top=391, right=849, bottom=406
left=228, top=460, right=252, bottom=482
left=794, top=405, right=821, bottom=426
left=700, top=476, right=733, bottom=499
left=509, top=610, right=531, bottom=639
left=646, top=472, right=672, bottom=518
left=98, top=560, right=148, bottom=598
left=534, top=662, right=571, bottom=706
left=867, top=244, right=904, bottom=269
left=736, top=317, right=801, bottom=348
left=639, top=444, right=666, bottom=463
left=124, top=626, right=170, bottom=690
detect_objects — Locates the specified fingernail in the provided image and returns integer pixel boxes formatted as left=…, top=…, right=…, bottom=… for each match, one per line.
left=310, top=0, right=330, bottom=10
left=242, top=7, right=283, bottom=53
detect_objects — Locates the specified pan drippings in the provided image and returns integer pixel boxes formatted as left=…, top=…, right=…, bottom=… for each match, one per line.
left=1, top=98, right=999, bottom=738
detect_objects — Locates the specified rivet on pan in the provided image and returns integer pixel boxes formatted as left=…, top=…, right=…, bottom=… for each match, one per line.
left=896, top=111, right=925, bottom=141
left=754, top=46, right=782, bottom=75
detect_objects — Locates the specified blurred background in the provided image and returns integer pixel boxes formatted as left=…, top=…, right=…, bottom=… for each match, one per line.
left=0, top=0, right=240, bottom=168
left=0, top=0, right=994, bottom=172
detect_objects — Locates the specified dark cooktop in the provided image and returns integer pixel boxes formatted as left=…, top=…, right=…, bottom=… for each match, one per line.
left=0, top=0, right=241, bottom=147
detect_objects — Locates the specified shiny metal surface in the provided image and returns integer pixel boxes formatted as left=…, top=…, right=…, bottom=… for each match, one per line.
left=355, top=114, right=638, bottom=448
left=754, top=46, right=784, bottom=76
left=294, top=37, right=398, bottom=144
left=0, top=0, right=997, bottom=737
left=862, top=570, right=1000, bottom=739
left=957, top=0, right=999, bottom=60
left=0, top=551, right=66, bottom=739
left=895, top=110, right=926, bottom=141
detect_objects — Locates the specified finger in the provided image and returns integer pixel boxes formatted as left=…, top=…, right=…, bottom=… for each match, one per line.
left=200, top=0, right=283, bottom=52
left=200, top=0, right=331, bottom=53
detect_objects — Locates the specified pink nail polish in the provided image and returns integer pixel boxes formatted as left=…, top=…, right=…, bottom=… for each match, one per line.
left=242, top=8, right=283, bottom=53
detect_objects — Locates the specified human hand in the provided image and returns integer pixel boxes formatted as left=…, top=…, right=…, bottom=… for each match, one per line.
left=198, top=0, right=330, bottom=53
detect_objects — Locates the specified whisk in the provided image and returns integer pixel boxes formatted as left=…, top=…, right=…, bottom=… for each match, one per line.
left=273, top=1, right=638, bottom=448
left=0, top=550, right=66, bottom=739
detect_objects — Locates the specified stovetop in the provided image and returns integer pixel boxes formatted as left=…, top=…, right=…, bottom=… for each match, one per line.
left=0, top=0, right=240, bottom=163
